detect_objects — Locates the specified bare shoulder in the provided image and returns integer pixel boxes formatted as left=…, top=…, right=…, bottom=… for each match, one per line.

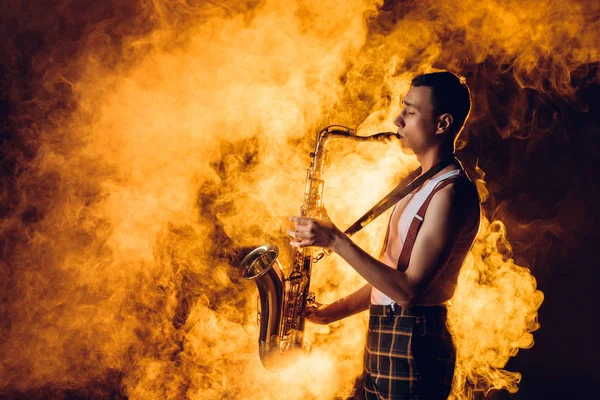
left=428, top=176, right=481, bottom=228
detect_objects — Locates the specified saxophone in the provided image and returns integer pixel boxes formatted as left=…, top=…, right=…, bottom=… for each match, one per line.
left=239, top=125, right=399, bottom=371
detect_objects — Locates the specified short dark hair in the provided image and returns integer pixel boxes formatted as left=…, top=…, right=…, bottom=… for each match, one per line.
left=411, top=71, right=471, bottom=137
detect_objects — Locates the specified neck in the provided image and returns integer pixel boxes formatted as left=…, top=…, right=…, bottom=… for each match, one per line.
left=415, top=144, right=455, bottom=172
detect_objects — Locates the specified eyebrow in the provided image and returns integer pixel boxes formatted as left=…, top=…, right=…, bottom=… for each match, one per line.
left=402, top=99, right=419, bottom=110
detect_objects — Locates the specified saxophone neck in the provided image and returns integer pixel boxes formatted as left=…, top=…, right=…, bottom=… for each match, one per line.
left=314, top=125, right=400, bottom=155
left=317, top=124, right=356, bottom=141
left=311, top=125, right=400, bottom=177
left=314, top=125, right=354, bottom=156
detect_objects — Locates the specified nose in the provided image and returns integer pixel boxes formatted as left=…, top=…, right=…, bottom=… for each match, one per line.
left=394, top=112, right=405, bottom=128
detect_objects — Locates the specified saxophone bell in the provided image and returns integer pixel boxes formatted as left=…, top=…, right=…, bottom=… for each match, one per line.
left=239, top=244, right=281, bottom=281
left=239, top=245, right=302, bottom=371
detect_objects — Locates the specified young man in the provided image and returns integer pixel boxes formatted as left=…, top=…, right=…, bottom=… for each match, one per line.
left=288, top=71, right=481, bottom=399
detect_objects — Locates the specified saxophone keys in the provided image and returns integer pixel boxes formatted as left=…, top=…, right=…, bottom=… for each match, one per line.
left=256, top=296, right=261, bottom=326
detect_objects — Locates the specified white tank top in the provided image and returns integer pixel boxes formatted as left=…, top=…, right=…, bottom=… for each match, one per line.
left=370, top=168, right=466, bottom=305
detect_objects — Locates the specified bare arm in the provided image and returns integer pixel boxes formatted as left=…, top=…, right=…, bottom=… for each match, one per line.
left=290, top=181, right=478, bottom=309
left=331, top=183, right=476, bottom=307
left=305, top=283, right=372, bottom=324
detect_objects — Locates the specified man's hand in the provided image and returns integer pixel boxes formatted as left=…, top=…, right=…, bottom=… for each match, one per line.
left=287, top=209, right=344, bottom=249
left=301, top=284, right=373, bottom=325
left=303, top=302, right=333, bottom=325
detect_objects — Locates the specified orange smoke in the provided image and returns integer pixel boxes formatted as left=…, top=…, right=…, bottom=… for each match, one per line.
left=0, top=0, right=597, bottom=398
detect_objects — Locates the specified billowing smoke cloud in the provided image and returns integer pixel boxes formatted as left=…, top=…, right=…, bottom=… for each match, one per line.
left=0, top=0, right=597, bottom=398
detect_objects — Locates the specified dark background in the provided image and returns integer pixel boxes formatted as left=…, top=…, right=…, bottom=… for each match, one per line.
left=1, top=0, right=598, bottom=399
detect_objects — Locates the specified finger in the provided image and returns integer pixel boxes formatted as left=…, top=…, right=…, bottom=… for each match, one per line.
left=302, top=306, right=316, bottom=317
left=289, top=216, right=316, bottom=226
left=294, top=223, right=312, bottom=233
left=286, top=229, right=311, bottom=239
left=290, top=240, right=306, bottom=248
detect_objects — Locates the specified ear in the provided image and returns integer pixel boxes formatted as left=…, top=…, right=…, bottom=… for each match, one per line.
left=435, top=113, right=453, bottom=135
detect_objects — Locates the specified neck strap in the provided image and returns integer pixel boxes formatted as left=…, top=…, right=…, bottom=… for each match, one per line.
left=344, top=156, right=458, bottom=236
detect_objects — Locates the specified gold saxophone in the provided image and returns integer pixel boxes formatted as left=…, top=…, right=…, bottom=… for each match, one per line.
left=239, top=125, right=399, bottom=371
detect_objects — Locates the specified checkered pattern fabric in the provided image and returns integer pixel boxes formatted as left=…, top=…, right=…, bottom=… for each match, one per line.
left=363, top=304, right=455, bottom=400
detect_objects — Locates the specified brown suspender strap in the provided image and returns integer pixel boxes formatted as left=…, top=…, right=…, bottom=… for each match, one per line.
left=396, top=176, right=462, bottom=271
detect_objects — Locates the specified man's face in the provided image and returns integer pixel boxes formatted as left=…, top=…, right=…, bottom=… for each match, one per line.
left=393, top=85, right=438, bottom=154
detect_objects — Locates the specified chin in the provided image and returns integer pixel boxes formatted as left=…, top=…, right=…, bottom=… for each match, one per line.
left=399, top=142, right=414, bottom=155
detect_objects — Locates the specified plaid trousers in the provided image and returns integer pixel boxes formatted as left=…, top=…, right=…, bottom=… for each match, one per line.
left=362, top=304, right=455, bottom=400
